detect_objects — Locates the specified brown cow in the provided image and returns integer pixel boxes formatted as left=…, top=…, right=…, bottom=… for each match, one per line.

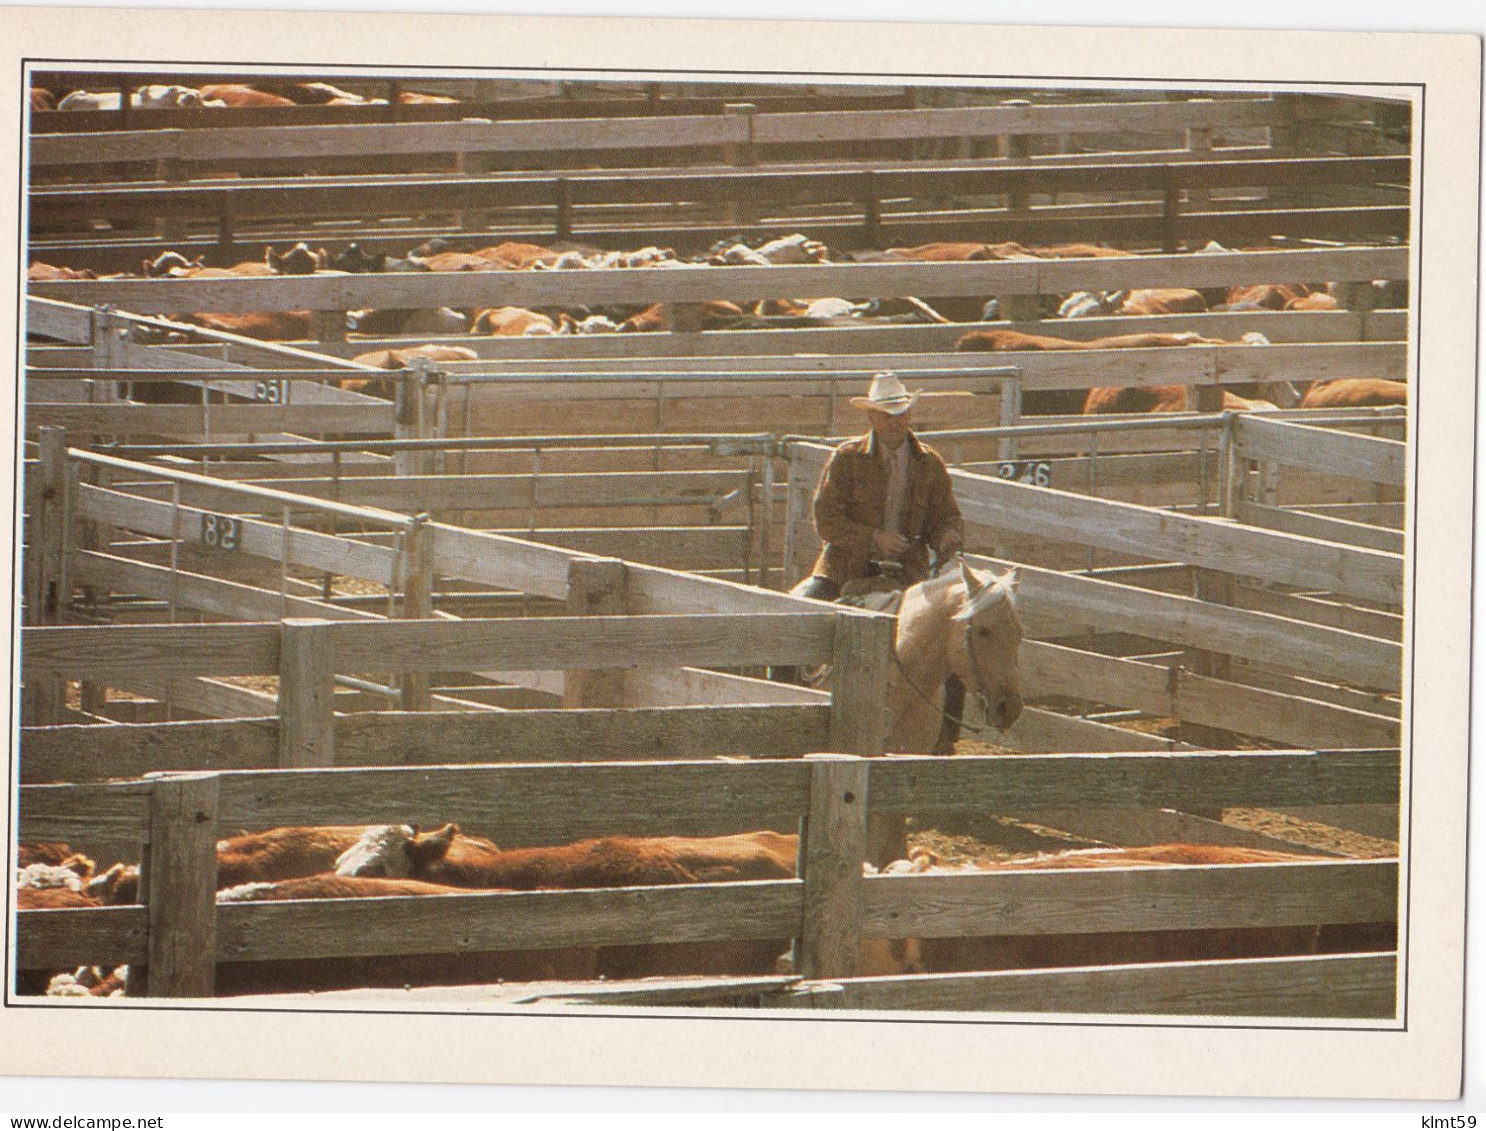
left=199, top=84, right=297, bottom=108
left=619, top=301, right=746, bottom=332
left=336, top=825, right=918, bottom=981
left=182, top=311, right=315, bottom=341
left=27, top=262, right=96, bottom=281
left=30, top=87, right=56, bottom=112
left=1298, top=379, right=1408, bottom=408
left=1227, top=283, right=1319, bottom=310
left=469, top=307, right=560, bottom=336
left=1117, top=288, right=1208, bottom=315
left=344, top=344, right=479, bottom=398
left=472, top=242, right=559, bottom=269
left=1285, top=292, right=1341, bottom=311
left=93, top=824, right=443, bottom=906
left=955, top=328, right=1273, bottom=415
left=411, top=251, right=497, bottom=273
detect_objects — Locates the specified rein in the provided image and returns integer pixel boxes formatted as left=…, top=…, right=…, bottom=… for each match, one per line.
left=890, top=620, right=991, bottom=735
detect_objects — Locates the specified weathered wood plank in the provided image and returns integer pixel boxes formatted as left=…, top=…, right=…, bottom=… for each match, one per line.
left=801, top=953, right=1396, bottom=1017
left=331, top=704, right=833, bottom=765
left=31, top=99, right=1284, bottom=165
left=860, top=858, right=1396, bottom=938
left=27, top=402, right=391, bottom=437
left=24, top=622, right=280, bottom=681
left=316, top=613, right=836, bottom=673
left=213, top=759, right=813, bottom=840
left=213, top=470, right=752, bottom=512
left=868, top=749, right=1400, bottom=812
left=1235, top=500, right=1405, bottom=554
left=75, top=484, right=400, bottom=585
left=215, top=881, right=802, bottom=961
left=17, top=780, right=154, bottom=842
left=14, top=906, right=150, bottom=969
left=1236, top=415, right=1408, bottom=487
left=20, top=717, right=279, bottom=784
left=72, top=550, right=381, bottom=624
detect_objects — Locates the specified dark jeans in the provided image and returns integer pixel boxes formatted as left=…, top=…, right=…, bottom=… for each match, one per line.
left=789, top=575, right=842, bottom=603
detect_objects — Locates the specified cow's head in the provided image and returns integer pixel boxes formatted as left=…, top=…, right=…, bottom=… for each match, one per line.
left=333, top=824, right=419, bottom=877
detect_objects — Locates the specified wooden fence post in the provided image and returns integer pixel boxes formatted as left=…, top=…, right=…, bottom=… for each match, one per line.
left=1003, top=100, right=1032, bottom=208
left=722, top=102, right=758, bottom=229
left=795, top=753, right=869, bottom=980
left=563, top=557, right=628, bottom=708
left=394, top=369, right=424, bottom=478
left=998, top=375, right=1023, bottom=462
left=23, top=427, right=72, bottom=725
left=155, top=156, right=188, bottom=242
left=780, top=444, right=814, bottom=590
left=861, top=169, right=882, bottom=247
left=399, top=517, right=434, bottom=712
left=828, top=610, right=893, bottom=755
left=278, top=617, right=337, bottom=767
left=1185, top=98, right=1215, bottom=208
left=138, top=773, right=219, bottom=998
left=459, top=130, right=494, bottom=231
left=828, top=610, right=898, bottom=865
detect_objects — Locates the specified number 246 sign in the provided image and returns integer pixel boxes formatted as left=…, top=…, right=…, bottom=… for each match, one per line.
left=992, top=460, right=1053, bottom=487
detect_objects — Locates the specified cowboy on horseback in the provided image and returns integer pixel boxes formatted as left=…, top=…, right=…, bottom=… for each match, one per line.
left=791, top=371, right=965, bottom=603
left=786, top=374, right=974, bottom=751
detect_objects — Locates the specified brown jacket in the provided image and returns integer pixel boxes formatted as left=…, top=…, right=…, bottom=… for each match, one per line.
left=809, top=431, right=964, bottom=586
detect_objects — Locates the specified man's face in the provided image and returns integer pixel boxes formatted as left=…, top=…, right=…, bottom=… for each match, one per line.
left=867, top=407, right=913, bottom=448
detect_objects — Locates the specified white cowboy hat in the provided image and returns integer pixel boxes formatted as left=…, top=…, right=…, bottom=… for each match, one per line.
left=849, top=371, right=921, bottom=415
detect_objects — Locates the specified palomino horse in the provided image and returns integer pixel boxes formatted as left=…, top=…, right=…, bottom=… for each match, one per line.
left=839, top=559, right=1024, bottom=865
left=885, top=559, right=1024, bottom=754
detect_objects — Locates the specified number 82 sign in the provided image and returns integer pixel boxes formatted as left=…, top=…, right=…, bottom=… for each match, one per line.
left=201, top=513, right=242, bottom=551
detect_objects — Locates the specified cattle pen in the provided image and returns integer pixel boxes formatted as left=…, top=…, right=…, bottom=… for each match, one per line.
left=15, top=74, right=1409, bottom=1018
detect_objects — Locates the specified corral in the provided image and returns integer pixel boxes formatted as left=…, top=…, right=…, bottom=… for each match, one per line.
left=15, top=74, right=1408, bottom=1017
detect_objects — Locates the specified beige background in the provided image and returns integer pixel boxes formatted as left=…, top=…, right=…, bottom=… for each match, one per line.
left=0, top=3, right=1478, bottom=1109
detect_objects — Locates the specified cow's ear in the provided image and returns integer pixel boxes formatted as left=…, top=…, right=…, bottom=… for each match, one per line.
left=410, top=822, right=458, bottom=867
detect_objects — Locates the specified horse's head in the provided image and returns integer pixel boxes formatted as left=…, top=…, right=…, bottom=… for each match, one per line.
left=949, top=560, right=1024, bottom=731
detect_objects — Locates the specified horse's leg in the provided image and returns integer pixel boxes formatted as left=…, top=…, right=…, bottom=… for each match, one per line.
left=931, top=675, right=967, bottom=755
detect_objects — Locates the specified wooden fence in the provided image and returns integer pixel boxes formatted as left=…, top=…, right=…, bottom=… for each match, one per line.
left=15, top=749, right=1399, bottom=1013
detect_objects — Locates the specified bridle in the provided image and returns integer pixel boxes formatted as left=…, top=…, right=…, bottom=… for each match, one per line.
left=890, top=616, right=995, bottom=736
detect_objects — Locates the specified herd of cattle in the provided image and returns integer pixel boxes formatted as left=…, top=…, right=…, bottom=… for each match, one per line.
left=29, top=230, right=1408, bottom=415
left=31, top=81, right=460, bottom=112
left=16, top=825, right=1392, bottom=998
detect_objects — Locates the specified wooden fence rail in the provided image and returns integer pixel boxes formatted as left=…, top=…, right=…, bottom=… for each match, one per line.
left=29, top=98, right=1293, bottom=167
left=27, top=247, right=1411, bottom=314
left=15, top=750, right=1399, bottom=1012
left=28, top=155, right=1409, bottom=223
